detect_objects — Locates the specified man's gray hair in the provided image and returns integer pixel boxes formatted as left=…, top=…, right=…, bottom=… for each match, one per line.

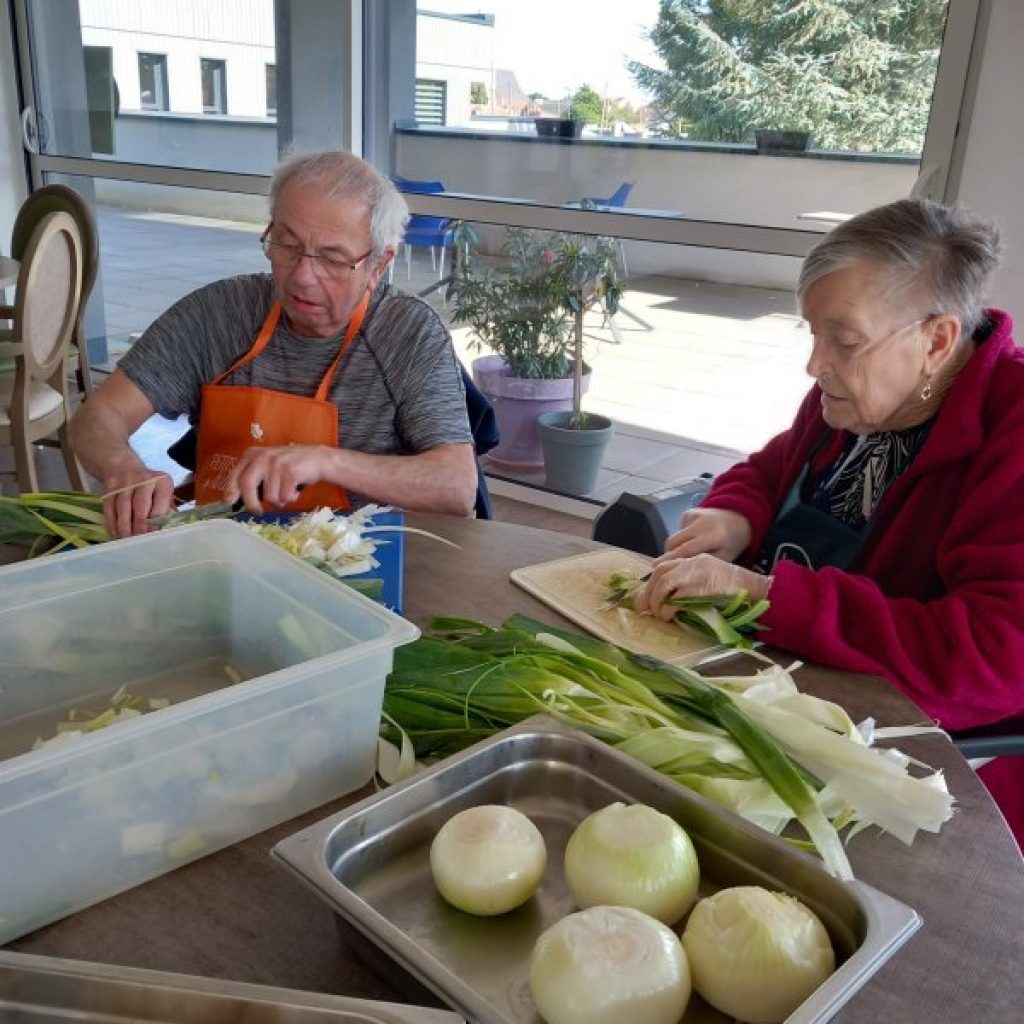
left=798, top=198, right=1002, bottom=337
left=269, top=150, right=409, bottom=257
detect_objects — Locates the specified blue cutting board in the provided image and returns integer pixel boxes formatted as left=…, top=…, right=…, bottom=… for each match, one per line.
left=243, top=509, right=405, bottom=614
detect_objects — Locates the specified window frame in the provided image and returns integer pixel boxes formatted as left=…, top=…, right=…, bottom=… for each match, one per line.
left=137, top=51, right=169, bottom=113
left=265, top=62, right=277, bottom=118
left=200, top=57, right=228, bottom=116
left=14, top=0, right=984, bottom=261
left=364, top=0, right=986, bottom=254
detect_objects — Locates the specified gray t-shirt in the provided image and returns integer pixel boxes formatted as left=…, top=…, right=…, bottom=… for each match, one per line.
left=120, top=274, right=472, bottom=460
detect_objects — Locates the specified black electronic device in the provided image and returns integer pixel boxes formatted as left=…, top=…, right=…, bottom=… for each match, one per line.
left=591, top=474, right=715, bottom=556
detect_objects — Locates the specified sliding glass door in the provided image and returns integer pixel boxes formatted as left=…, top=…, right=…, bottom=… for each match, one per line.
left=9, top=0, right=983, bottom=490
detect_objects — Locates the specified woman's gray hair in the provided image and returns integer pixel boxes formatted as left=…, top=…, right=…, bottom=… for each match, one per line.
left=797, top=198, right=1002, bottom=337
left=269, top=150, right=409, bottom=257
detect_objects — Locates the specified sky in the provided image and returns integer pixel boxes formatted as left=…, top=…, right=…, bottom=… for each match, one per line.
left=421, top=0, right=663, bottom=106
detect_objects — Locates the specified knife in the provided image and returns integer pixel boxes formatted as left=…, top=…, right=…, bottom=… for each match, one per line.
left=145, top=483, right=301, bottom=528
left=145, top=497, right=245, bottom=529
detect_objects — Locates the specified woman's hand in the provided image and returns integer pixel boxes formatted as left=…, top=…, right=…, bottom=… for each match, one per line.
left=661, top=507, right=752, bottom=563
left=634, top=553, right=772, bottom=622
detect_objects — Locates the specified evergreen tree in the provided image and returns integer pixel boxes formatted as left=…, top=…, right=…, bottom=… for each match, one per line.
left=629, top=0, right=946, bottom=152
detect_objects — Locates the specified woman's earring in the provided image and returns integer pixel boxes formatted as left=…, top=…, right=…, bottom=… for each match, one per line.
left=920, top=376, right=933, bottom=402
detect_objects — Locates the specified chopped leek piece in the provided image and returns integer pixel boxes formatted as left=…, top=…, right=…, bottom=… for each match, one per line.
left=604, top=571, right=768, bottom=650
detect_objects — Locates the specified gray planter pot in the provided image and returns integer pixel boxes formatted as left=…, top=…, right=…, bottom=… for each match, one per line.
left=472, top=355, right=591, bottom=470
left=535, top=117, right=584, bottom=139
left=537, top=410, right=614, bottom=496
left=755, top=129, right=811, bottom=153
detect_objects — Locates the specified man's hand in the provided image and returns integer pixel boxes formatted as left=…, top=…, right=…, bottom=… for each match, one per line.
left=224, top=444, right=334, bottom=512
left=69, top=368, right=170, bottom=538
left=661, top=507, right=752, bottom=563
left=102, top=468, right=175, bottom=539
left=633, top=553, right=772, bottom=622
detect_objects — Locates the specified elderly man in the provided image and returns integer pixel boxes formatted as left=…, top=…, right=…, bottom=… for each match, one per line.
left=72, top=151, right=478, bottom=537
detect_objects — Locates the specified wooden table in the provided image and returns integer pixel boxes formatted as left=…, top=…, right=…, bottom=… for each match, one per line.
left=5, top=516, right=1023, bottom=1022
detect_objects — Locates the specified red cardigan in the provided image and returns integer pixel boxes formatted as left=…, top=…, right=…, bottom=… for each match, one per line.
left=703, top=311, right=1024, bottom=843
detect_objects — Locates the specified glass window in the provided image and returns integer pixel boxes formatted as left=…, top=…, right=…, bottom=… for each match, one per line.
left=426, top=220, right=809, bottom=496
left=265, top=63, right=276, bottom=118
left=412, top=2, right=945, bottom=153
left=11, top=0, right=981, bottom=479
left=200, top=57, right=227, bottom=115
left=24, top=0, right=308, bottom=174
left=376, top=1, right=958, bottom=231
left=137, top=52, right=168, bottom=111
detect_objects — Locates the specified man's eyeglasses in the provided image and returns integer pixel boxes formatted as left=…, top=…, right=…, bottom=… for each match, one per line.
left=260, top=227, right=374, bottom=280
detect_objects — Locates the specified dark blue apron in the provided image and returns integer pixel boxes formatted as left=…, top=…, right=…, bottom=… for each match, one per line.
left=752, top=463, right=866, bottom=574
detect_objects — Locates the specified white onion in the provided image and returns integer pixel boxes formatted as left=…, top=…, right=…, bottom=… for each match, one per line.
left=429, top=804, right=546, bottom=916
left=681, top=886, right=836, bottom=1023
left=530, top=905, right=691, bottom=1024
left=564, top=802, right=699, bottom=924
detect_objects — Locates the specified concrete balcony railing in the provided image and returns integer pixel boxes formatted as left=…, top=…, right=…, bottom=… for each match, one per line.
left=393, top=124, right=919, bottom=290
left=92, top=113, right=919, bottom=292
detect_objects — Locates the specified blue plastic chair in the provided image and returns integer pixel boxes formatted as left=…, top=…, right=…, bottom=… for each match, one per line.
left=391, top=177, right=455, bottom=282
left=578, top=181, right=634, bottom=276
left=582, top=181, right=634, bottom=209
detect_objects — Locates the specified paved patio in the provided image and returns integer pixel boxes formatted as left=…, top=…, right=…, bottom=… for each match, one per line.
left=93, top=206, right=814, bottom=506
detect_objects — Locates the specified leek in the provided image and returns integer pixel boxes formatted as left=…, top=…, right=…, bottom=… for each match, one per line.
left=605, top=570, right=769, bottom=649
left=382, top=615, right=955, bottom=879
left=0, top=493, right=395, bottom=602
left=245, top=504, right=455, bottom=580
left=0, top=491, right=108, bottom=551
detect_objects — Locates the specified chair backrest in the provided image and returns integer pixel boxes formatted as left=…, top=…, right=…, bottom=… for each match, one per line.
left=393, top=178, right=451, bottom=243
left=460, top=363, right=499, bottom=520
left=393, top=177, right=445, bottom=196
left=11, top=185, right=98, bottom=305
left=12, top=211, right=83, bottom=382
left=952, top=720, right=1024, bottom=759
left=605, top=182, right=634, bottom=208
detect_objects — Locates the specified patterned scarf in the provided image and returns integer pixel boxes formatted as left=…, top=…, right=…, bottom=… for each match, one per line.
left=810, top=420, right=933, bottom=532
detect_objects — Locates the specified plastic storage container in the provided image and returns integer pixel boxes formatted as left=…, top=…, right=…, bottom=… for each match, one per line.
left=0, top=521, right=418, bottom=944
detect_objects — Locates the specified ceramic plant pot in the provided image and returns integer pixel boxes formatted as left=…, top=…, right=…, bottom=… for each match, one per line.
left=537, top=410, right=614, bottom=496
left=472, top=355, right=591, bottom=470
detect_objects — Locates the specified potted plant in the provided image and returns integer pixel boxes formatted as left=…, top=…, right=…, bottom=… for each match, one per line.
left=448, top=225, right=622, bottom=474
left=534, top=233, right=621, bottom=494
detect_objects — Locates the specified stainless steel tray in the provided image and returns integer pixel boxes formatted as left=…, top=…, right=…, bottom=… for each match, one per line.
left=0, top=950, right=464, bottom=1023
left=273, top=715, right=920, bottom=1024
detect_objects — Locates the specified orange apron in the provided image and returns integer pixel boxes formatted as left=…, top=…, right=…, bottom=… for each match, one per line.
left=194, top=292, right=370, bottom=511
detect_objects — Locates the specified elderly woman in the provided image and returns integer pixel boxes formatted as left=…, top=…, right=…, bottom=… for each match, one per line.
left=636, top=198, right=1024, bottom=846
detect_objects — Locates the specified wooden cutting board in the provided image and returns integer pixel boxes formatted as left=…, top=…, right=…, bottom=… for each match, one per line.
left=510, top=548, right=722, bottom=665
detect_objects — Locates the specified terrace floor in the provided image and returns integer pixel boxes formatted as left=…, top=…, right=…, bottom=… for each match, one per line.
left=38, top=207, right=815, bottom=517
